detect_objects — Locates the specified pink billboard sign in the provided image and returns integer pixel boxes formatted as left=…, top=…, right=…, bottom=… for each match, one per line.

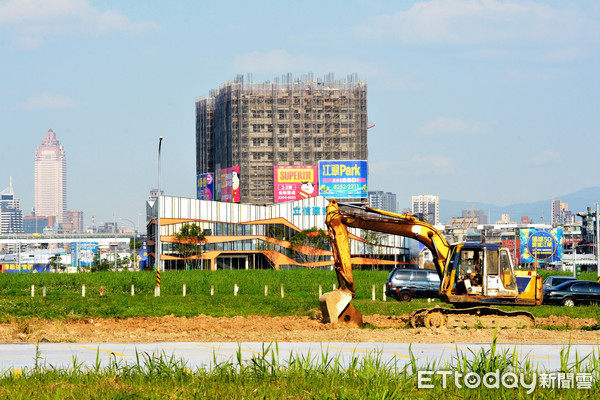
left=274, top=166, right=318, bottom=203
left=219, top=166, right=240, bottom=203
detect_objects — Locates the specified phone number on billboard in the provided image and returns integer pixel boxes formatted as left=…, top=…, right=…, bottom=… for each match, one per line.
left=332, top=184, right=362, bottom=190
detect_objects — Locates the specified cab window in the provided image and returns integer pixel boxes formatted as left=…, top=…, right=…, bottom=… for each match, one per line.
left=499, top=249, right=516, bottom=290
left=486, top=250, right=499, bottom=275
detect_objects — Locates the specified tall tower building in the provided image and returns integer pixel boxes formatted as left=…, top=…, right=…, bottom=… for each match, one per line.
left=412, top=194, right=439, bottom=225
left=196, top=73, right=368, bottom=205
left=35, top=129, right=67, bottom=223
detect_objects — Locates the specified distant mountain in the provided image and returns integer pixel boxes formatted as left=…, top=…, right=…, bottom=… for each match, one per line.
left=440, top=187, right=600, bottom=224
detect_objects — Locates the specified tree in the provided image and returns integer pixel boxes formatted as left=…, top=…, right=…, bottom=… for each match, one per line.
left=129, top=238, right=143, bottom=251
left=127, top=238, right=142, bottom=270
left=360, top=229, right=387, bottom=270
left=175, top=223, right=206, bottom=269
left=91, top=251, right=110, bottom=272
left=49, top=254, right=63, bottom=272
left=289, top=227, right=330, bottom=266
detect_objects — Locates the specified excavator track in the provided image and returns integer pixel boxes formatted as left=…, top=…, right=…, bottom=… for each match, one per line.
left=409, top=306, right=535, bottom=329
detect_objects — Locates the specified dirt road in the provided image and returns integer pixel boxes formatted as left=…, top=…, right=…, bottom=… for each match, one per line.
left=2, top=314, right=599, bottom=344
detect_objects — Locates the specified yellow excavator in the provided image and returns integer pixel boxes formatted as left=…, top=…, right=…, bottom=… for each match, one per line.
left=319, top=200, right=544, bottom=328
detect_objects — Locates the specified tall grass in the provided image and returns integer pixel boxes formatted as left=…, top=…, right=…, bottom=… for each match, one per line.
left=2, top=337, right=598, bottom=399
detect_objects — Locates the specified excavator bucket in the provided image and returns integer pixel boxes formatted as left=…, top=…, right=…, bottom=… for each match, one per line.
left=319, top=288, right=363, bottom=327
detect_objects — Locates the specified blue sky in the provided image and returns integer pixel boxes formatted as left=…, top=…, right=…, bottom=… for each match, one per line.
left=1, top=0, right=599, bottom=229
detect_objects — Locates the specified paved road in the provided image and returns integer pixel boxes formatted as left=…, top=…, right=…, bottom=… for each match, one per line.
left=1, top=342, right=598, bottom=373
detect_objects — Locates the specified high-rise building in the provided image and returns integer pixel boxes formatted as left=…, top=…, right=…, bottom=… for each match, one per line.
left=412, top=195, right=439, bottom=225
left=551, top=199, right=574, bottom=226
left=0, top=178, right=23, bottom=233
left=35, top=129, right=67, bottom=223
left=368, top=191, right=397, bottom=213
left=65, top=210, right=84, bottom=232
left=196, top=73, right=368, bottom=205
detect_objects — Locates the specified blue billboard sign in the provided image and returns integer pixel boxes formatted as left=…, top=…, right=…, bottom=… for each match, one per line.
left=71, top=242, right=98, bottom=267
left=197, top=173, right=214, bottom=200
left=520, top=228, right=563, bottom=263
left=318, top=160, right=368, bottom=199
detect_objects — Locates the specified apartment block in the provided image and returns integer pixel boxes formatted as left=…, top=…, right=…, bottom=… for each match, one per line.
left=196, top=73, right=368, bottom=205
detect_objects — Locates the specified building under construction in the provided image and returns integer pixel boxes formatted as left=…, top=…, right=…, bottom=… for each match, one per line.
left=196, top=73, right=368, bottom=205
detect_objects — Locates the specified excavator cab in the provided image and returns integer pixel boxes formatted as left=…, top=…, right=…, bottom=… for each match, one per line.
left=441, top=243, right=522, bottom=304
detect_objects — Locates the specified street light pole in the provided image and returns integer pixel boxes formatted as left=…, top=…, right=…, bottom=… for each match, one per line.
left=157, top=136, right=163, bottom=273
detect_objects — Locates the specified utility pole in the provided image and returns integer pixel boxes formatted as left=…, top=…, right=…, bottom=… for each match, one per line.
left=156, top=136, right=163, bottom=295
left=595, top=203, right=600, bottom=282
left=114, top=214, right=117, bottom=271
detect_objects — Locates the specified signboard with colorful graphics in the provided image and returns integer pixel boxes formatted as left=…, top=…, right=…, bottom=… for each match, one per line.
left=520, top=228, right=563, bottom=263
left=70, top=242, right=98, bottom=267
left=218, top=167, right=240, bottom=203
left=318, top=160, right=368, bottom=199
left=197, top=173, right=214, bottom=200
left=274, top=166, right=319, bottom=203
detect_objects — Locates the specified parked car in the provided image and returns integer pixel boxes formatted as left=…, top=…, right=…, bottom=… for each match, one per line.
left=385, top=268, right=440, bottom=302
left=543, top=275, right=577, bottom=295
left=543, top=280, right=600, bottom=306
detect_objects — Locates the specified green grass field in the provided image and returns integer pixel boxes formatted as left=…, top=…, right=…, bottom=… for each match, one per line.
left=0, top=270, right=599, bottom=324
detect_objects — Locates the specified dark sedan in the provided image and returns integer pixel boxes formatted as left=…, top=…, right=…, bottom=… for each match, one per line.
left=543, top=280, right=600, bottom=306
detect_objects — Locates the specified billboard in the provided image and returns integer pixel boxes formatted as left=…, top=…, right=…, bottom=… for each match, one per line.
left=71, top=242, right=98, bottom=267
left=218, top=166, right=240, bottom=203
left=274, top=166, right=319, bottom=203
left=520, top=228, right=563, bottom=263
left=318, top=160, right=368, bottom=199
left=196, top=173, right=214, bottom=200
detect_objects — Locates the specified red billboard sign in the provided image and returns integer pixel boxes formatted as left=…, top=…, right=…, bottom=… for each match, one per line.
left=274, top=166, right=318, bottom=203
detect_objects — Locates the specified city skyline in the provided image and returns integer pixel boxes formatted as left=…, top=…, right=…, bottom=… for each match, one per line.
left=1, top=1, right=599, bottom=228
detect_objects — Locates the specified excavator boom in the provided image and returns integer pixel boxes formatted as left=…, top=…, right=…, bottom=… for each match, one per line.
left=330, top=202, right=451, bottom=279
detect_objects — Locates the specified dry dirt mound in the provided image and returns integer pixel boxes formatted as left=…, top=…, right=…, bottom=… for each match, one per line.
left=1, top=314, right=598, bottom=344
left=535, top=315, right=598, bottom=329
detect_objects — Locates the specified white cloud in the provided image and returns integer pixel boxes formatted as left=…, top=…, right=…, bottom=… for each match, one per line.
left=527, top=149, right=560, bottom=166
left=0, top=0, right=158, bottom=48
left=231, top=50, right=382, bottom=77
left=411, top=154, right=455, bottom=174
left=18, top=93, right=76, bottom=110
left=355, top=0, right=600, bottom=45
left=417, top=117, right=492, bottom=136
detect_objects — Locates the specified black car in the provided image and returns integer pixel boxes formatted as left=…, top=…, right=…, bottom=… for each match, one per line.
left=543, top=280, right=600, bottom=306
left=385, top=268, right=440, bottom=302
left=543, top=275, right=577, bottom=296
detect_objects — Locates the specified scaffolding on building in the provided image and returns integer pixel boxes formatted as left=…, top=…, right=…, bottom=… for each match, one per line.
left=196, top=73, right=368, bottom=205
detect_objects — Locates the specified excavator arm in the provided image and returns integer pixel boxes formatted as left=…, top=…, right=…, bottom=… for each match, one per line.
left=320, top=199, right=451, bottom=326
left=328, top=200, right=451, bottom=279
left=318, top=200, right=363, bottom=326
